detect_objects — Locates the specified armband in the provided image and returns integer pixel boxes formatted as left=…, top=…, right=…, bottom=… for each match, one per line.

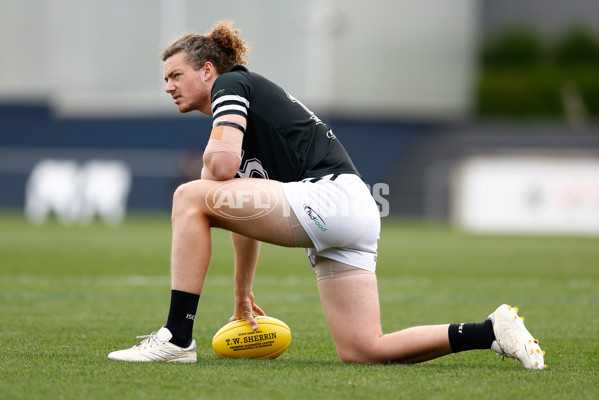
left=213, top=120, right=246, bottom=134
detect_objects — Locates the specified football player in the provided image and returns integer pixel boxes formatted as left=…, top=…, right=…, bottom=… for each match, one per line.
left=108, top=21, right=545, bottom=369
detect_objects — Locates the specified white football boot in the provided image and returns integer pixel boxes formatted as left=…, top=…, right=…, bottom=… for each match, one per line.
left=108, top=327, right=197, bottom=363
left=488, top=304, right=546, bottom=369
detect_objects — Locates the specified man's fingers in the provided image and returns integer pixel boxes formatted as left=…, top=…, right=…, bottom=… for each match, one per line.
left=253, top=303, right=266, bottom=316
left=229, top=314, right=258, bottom=330
left=245, top=313, right=258, bottom=330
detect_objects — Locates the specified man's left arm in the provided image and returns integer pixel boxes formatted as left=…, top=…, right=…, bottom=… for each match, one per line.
left=230, top=232, right=265, bottom=330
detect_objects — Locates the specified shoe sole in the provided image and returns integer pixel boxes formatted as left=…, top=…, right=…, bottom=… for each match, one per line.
left=108, top=352, right=197, bottom=363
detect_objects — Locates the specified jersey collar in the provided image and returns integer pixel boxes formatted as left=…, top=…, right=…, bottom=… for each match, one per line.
left=229, top=65, right=248, bottom=73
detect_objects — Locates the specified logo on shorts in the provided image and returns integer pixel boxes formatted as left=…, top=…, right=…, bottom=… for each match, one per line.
left=303, top=203, right=327, bottom=231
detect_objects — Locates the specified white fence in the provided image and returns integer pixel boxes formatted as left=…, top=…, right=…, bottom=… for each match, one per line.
left=452, top=154, right=599, bottom=235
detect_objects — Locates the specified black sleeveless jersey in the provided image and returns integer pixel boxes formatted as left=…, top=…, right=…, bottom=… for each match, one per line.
left=210, top=65, right=360, bottom=182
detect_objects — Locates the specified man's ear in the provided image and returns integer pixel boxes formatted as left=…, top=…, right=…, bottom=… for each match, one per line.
left=203, top=61, right=217, bottom=81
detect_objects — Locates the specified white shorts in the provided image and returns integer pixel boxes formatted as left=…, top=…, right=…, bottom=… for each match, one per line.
left=281, top=174, right=380, bottom=272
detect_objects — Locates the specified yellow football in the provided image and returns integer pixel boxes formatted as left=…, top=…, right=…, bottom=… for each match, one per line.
left=212, top=316, right=292, bottom=359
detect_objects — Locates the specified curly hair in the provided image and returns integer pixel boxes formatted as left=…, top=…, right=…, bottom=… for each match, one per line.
left=161, top=20, right=249, bottom=74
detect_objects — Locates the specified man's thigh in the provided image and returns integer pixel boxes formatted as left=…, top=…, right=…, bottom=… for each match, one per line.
left=183, top=178, right=296, bottom=247
left=317, top=271, right=383, bottom=348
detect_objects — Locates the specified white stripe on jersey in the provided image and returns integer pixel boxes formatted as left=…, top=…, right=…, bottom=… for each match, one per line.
left=213, top=104, right=248, bottom=116
left=211, top=95, right=250, bottom=113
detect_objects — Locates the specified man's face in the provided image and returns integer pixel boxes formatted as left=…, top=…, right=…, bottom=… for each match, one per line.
left=164, top=52, right=210, bottom=114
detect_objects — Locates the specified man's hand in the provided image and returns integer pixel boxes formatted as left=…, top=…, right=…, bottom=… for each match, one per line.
left=230, top=292, right=265, bottom=330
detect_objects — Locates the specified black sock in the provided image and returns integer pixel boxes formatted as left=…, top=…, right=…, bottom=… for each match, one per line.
left=448, top=319, right=495, bottom=353
left=165, top=289, right=200, bottom=348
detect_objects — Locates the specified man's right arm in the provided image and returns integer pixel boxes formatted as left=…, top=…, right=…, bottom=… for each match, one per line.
left=201, top=113, right=246, bottom=181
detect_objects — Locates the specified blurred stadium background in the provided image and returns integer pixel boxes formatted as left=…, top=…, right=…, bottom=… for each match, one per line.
left=1, top=0, right=599, bottom=235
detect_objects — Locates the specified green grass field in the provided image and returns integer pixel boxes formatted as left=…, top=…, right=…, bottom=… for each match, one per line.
left=1, top=213, right=597, bottom=399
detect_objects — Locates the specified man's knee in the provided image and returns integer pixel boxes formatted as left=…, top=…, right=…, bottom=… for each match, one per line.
left=172, top=181, right=210, bottom=218
left=337, top=344, right=388, bottom=364
left=336, top=339, right=387, bottom=365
